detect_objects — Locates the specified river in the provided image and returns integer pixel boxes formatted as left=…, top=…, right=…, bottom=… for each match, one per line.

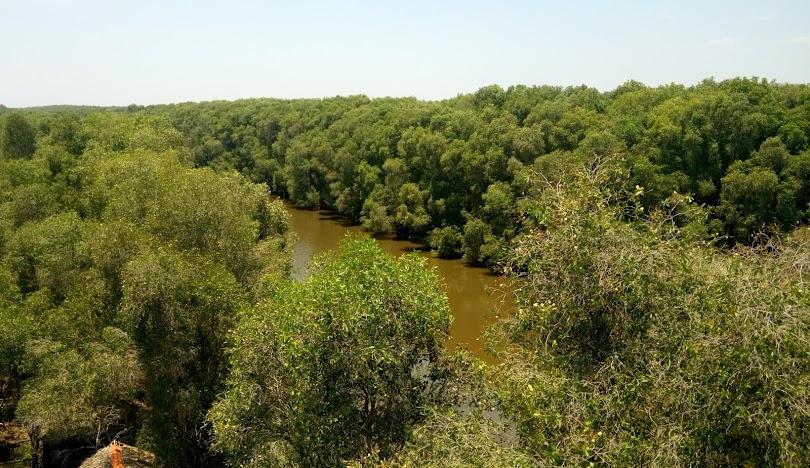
left=284, top=203, right=514, bottom=362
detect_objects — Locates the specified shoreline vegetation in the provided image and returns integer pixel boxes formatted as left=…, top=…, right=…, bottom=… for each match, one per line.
left=1, top=77, right=810, bottom=466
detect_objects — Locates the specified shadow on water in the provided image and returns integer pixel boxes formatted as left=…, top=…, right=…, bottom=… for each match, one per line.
left=317, top=212, right=357, bottom=228
left=282, top=201, right=515, bottom=364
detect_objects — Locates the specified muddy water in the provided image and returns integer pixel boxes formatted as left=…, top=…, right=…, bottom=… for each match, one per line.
left=284, top=203, right=514, bottom=362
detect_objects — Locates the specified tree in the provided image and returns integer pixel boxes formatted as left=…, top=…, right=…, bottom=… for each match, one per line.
left=0, top=110, right=293, bottom=467
left=119, top=249, right=245, bottom=467
left=6, top=211, right=86, bottom=299
left=1, top=113, right=36, bottom=159
left=210, top=236, right=453, bottom=467
left=392, top=182, right=431, bottom=237
left=462, top=216, right=491, bottom=264
left=481, top=181, right=517, bottom=237
left=15, top=329, right=143, bottom=468
left=718, top=165, right=783, bottom=240
left=472, top=85, right=507, bottom=109
left=47, top=113, right=86, bottom=155
left=428, top=226, right=463, bottom=259
left=0, top=265, right=28, bottom=423
left=373, top=409, right=535, bottom=468
left=361, top=186, right=394, bottom=234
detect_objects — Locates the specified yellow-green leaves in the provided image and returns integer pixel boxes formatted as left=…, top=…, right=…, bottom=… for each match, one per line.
left=211, top=236, right=452, bottom=467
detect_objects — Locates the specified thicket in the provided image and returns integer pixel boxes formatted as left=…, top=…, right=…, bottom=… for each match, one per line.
left=489, top=158, right=810, bottom=466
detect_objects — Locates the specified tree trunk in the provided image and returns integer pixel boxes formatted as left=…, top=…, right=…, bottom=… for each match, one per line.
left=29, top=436, right=43, bottom=468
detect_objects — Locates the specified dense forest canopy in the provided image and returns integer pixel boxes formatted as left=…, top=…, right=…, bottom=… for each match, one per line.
left=1, top=77, right=809, bottom=467
left=0, top=111, right=292, bottom=466
left=139, top=77, right=810, bottom=259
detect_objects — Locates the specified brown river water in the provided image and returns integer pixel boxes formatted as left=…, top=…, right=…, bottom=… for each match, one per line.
left=284, top=203, right=515, bottom=363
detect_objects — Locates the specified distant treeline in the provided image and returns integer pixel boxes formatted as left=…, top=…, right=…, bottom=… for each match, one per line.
left=140, top=77, right=809, bottom=262
left=0, top=104, right=141, bottom=116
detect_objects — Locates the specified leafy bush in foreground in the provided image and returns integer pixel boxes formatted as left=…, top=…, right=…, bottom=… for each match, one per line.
left=491, top=158, right=810, bottom=466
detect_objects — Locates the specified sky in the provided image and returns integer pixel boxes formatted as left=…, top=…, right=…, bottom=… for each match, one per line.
left=1, top=0, right=809, bottom=107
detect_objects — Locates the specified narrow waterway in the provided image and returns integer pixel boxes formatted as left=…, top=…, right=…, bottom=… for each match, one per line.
left=284, top=203, right=514, bottom=362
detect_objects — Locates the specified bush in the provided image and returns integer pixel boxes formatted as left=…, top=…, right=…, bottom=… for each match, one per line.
left=428, top=226, right=463, bottom=259
left=492, top=159, right=810, bottom=466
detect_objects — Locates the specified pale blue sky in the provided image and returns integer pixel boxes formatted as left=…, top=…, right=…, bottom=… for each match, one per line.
left=2, top=0, right=809, bottom=107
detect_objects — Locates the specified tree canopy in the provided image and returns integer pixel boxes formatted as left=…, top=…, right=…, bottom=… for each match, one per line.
left=140, top=77, right=810, bottom=259
left=0, top=111, right=291, bottom=467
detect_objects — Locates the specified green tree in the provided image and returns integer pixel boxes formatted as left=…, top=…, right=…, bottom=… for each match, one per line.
left=46, top=113, right=86, bottom=155
left=718, top=165, right=783, bottom=240
left=481, top=181, right=517, bottom=237
left=374, top=409, right=535, bottom=468
left=15, top=329, right=143, bottom=468
left=6, top=211, right=86, bottom=299
left=0, top=110, right=293, bottom=467
left=210, top=236, right=453, bottom=467
left=428, top=226, right=463, bottom=259
left=0, top=265, right=29, bottom=422
left=1, top=113, right=36, bottom=159
left=392, top=182, right=431, bottom=237
left=119, top=249, right=245, bottom=467
left=361, top=185, right=394, bottom=234
left=462, top=216, right=491, bottom=264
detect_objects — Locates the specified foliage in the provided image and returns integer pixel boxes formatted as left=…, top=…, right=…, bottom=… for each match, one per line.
left=492, top=158, right=810, bottom=466
left=2, top=78, right=810, bottom=467
left=1, top=113, right=36, bottom=159
left=146, top=77, right=810, bottom=248
left=427, top=225, right=463, bottom=258
left=15, top=329, right=143, bottom=448
left=120, top=249, right=245, bottom=467
left=718, top=137, right=807, bottom=240
left=210, top=236, right=454, bottom=467
left=0, top=111, right=290, bottom=467
left=362, top=408, right=535, bottom=468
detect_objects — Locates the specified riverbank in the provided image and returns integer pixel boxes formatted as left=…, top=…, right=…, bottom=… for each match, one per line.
left=282, top=202, right=514, bottom=363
